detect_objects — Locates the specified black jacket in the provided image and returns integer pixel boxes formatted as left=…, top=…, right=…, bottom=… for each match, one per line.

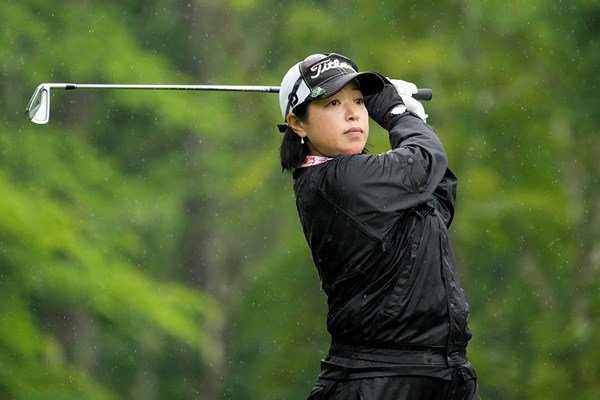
left=292, top=112, right=472, bottom=363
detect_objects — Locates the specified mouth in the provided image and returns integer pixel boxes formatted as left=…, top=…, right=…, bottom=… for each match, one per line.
left=344, top=127, right=363, bottom=135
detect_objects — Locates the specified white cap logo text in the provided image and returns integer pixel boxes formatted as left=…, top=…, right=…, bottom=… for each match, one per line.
left=310, top=59, right=355, bottom=79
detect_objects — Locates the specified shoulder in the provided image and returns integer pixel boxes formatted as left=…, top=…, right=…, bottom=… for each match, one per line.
left=329, top=152, right=416, bottom=184
left=316, top=154, right=390, bottom=197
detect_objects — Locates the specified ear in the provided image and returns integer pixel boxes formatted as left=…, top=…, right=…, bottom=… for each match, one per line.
left=286, top=113, right=306, bottom=139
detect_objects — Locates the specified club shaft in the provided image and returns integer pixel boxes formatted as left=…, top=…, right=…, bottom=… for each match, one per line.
left=64, top=83, right=280, bottom=93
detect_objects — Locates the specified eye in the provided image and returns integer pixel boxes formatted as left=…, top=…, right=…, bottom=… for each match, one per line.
left=328, top=99, right=340, bottom=106
left=355, top=98, right=365, bottom=105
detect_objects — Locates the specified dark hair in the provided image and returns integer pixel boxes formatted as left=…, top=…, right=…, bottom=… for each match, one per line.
left=279, top=101, right=310, bottom=172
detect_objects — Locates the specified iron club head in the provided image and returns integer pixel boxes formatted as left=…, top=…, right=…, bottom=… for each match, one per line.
left=25, top=83, right=73, bottom=124
left=26, top=84, right=52, bottom=124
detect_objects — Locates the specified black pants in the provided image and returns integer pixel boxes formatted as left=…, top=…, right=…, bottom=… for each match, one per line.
left=307, top=342, right=480, bottom=400
left=307, top=368, right=480, bottom=400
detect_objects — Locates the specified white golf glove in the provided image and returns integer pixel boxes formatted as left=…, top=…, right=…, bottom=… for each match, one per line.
left=388, top=78, right=429, bottom=122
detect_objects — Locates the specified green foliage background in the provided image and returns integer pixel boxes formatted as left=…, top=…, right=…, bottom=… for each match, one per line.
left=1, top=0, right=599, bottom=399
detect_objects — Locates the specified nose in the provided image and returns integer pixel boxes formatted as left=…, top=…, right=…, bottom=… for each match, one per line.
left=346, top=102, right=360, bottom=121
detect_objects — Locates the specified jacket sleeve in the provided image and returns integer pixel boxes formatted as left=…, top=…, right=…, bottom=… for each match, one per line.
left=386, top=111, right=448, bottom=192
left=388, top=113, right=457, bottom=227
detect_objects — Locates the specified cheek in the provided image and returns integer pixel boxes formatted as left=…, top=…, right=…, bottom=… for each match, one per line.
left=306, top=116, right=334, bottom=139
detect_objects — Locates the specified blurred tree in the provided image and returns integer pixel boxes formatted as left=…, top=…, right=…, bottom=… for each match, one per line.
left=1, top=1, right=222, bottom=399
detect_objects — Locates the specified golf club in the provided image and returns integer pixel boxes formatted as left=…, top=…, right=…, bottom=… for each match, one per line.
left=25, top=82, right=433, bottom=124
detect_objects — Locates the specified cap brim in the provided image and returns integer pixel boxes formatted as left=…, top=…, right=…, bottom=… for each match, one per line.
left=317, top=71, right=385, bottom=99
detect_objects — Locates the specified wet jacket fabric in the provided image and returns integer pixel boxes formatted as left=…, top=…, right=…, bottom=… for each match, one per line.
left=292, top=112, right=473, bottom=364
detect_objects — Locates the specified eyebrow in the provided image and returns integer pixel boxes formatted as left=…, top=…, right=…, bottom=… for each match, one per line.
left=349, top=85, right=364, bottom=95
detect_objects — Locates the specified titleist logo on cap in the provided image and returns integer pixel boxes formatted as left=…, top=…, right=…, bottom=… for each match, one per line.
left=309, top=58, right=355, bottom=79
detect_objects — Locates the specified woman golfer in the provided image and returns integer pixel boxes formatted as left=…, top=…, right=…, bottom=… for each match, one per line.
left=278, top=53, right=480, bottom=399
